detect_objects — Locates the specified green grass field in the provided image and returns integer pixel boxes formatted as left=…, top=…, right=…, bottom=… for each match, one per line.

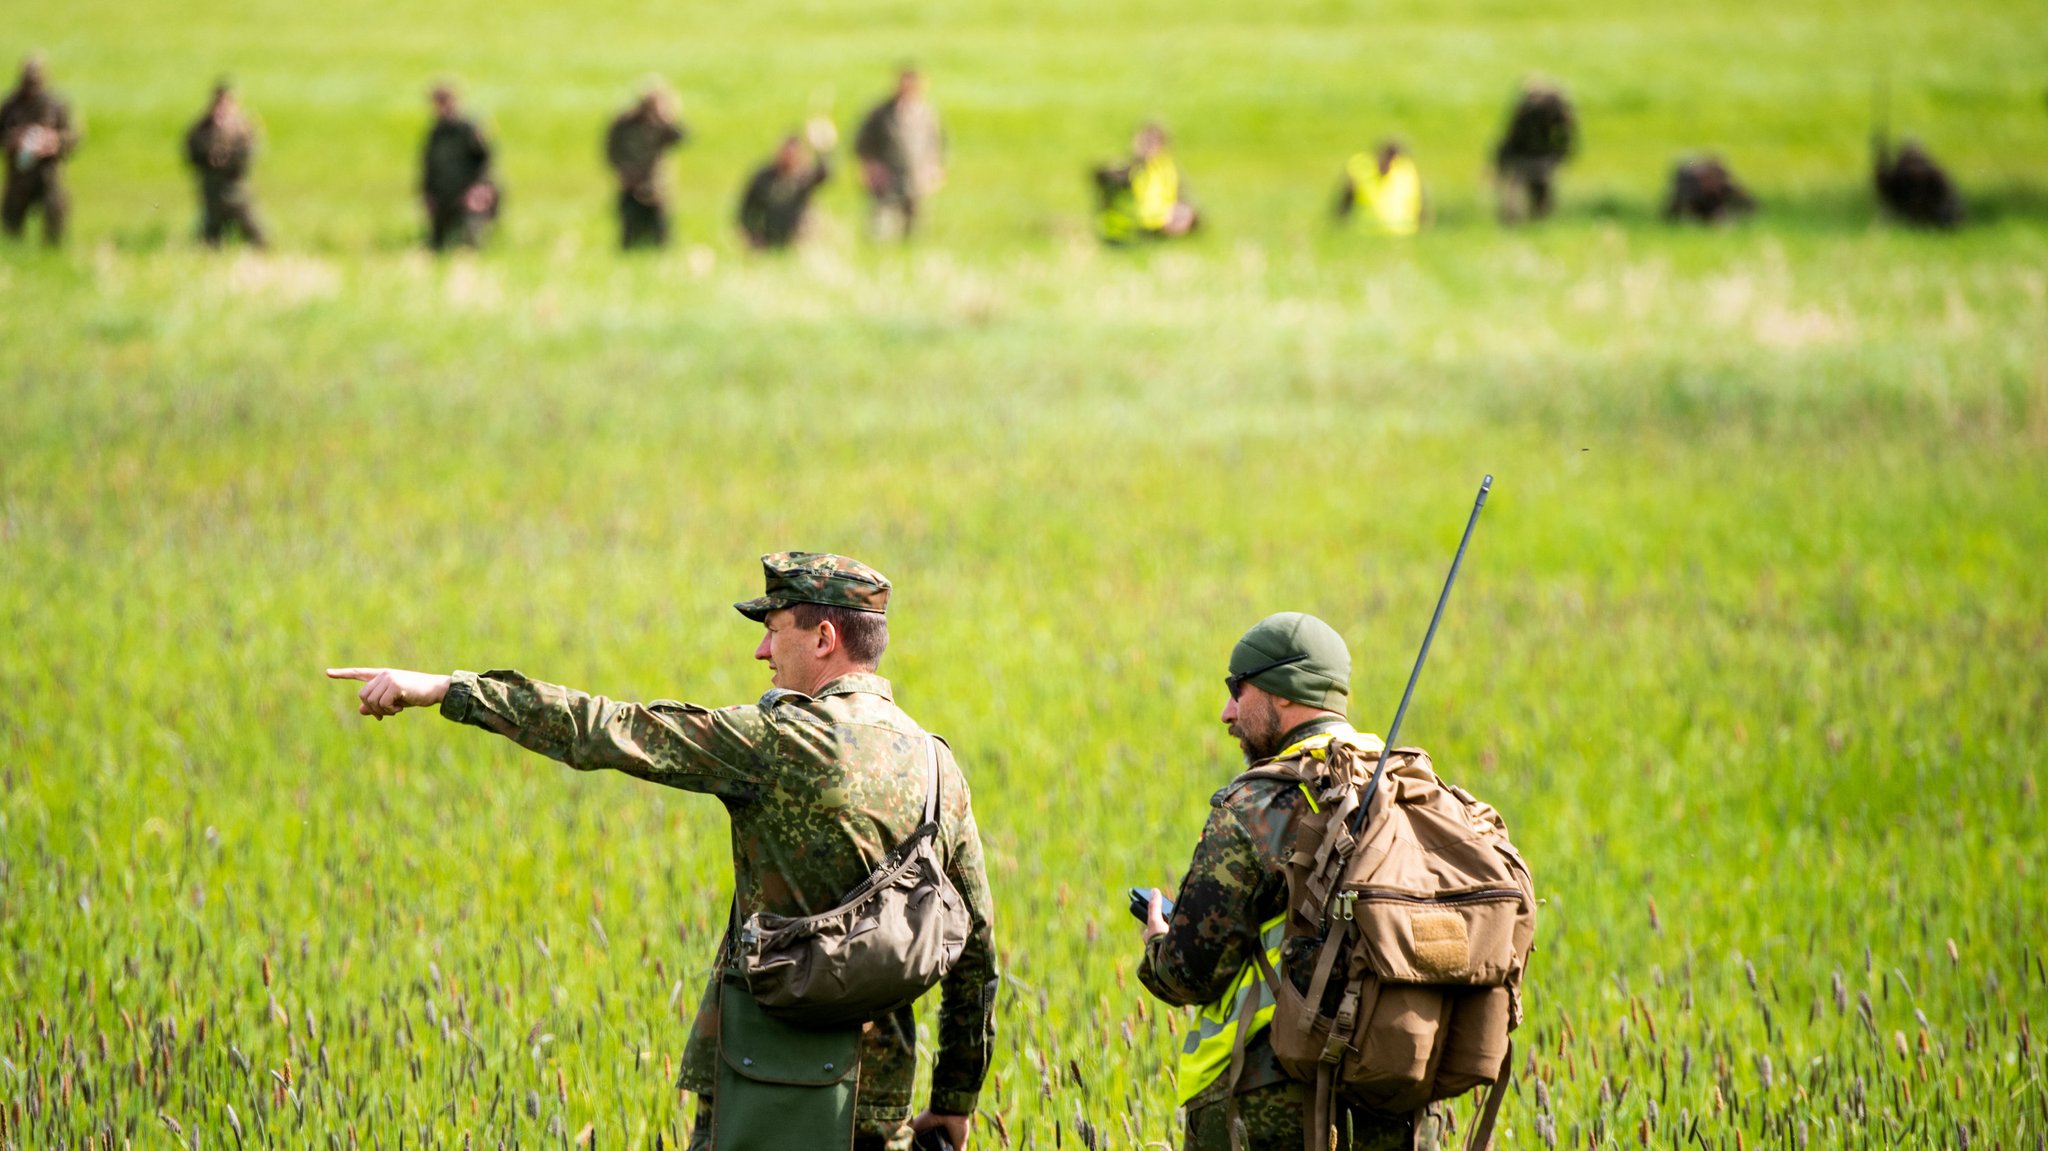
left=4, top=0, right=2048, bottom=1147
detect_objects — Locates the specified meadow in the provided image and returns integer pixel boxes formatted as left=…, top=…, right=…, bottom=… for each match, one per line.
left=3, top=0, right=2048, bottom=1147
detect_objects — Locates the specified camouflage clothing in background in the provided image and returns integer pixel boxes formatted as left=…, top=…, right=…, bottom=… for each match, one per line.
left=1, top=73, right=79, bottom=244
left=185, top=98, right=267, bottom=247
left=737, top=151, right=830, bottom=249
left=606, top=102, right=687, bottom=249
left=1664, top=156, right=1756, bottom=224
left=1875, top=140, right=1963, bottom=229
left=420, top=112, right=493, bottom=250
left=440, top=668, right=999, bottom=1141
left=854, top=88, right=942, bottom=237
left=1141, top=715, right=1414, bottom=1150
left=1492, top=84, right=1576, bottom=222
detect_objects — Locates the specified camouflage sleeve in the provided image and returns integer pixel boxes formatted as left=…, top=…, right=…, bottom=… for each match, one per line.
left=603, top=119, right=627, bottom=169
left=470, top=124, right=492, bottom=177
left=440, top=669, right=772, bottom=801
left=1139, top=802, right=1263, bottom=1008
left=853, top=103, right=888, bottom=161
left=930, top=800, right=999, bottom=1115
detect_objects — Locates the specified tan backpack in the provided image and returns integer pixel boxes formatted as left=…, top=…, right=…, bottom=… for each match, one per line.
left=1233, top=737, right=1536, bottom=1151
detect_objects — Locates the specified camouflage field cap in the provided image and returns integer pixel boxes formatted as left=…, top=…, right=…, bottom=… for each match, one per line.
left=733, top=551, right=891, bottom=621
left=1229, top=612, right=1351, bottom=711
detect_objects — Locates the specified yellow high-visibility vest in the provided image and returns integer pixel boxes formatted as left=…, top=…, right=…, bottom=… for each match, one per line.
left=1173, top=726, right=1385, bottom=1104
left=1131, top=151, right=1181, bottom=232
left=1347, top=152, right=1422, bottom=236
left=1175, top=914, right=1287, bottom=1104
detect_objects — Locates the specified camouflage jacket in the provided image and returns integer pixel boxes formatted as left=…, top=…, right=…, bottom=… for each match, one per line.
left=854, top=94, right=943, bottom=195
left=440, top=669, right=999, bottom=1122
left=606, top=110, right=686, bottom=196
left=1140, top=715, right=1366, bottom=1107
left=420, top=115, right=490, bottom=203
left=185, top=115, right=254, bottom=193
left=0, top=87, right=79, bottom=175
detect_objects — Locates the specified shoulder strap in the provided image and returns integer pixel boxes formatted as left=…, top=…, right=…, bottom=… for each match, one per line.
left=1463, top=1040, right=1513, bottom=1151
left=921, top=734, right=942, bottom=827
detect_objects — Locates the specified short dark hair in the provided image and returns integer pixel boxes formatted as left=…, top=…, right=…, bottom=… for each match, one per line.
left=790, top=603, right=889, bottom=668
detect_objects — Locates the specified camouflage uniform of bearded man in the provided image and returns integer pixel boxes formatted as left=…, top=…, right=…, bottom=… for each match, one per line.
left=1138, top=613, right=1438, bottom=1151
left=328, top=552, right=1000, bottom=1151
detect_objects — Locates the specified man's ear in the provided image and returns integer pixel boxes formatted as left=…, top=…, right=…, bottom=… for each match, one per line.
left=814, top=619, right=842, bottom=658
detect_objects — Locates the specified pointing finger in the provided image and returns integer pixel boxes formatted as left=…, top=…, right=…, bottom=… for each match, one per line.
left=327, top=668, right=380, bottom=681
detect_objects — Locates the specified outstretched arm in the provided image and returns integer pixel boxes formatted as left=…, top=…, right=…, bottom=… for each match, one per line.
left=325, top=667, right=769, bottom=799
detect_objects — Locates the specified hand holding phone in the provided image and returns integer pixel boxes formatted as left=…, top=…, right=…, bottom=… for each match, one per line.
left=1128, top=887, right=1174, bottom=922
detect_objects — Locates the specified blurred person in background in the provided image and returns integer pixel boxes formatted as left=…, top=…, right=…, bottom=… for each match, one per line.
left=1333, top=140, right=1424, bottom=235
left=420, top=83, right=497, bottom=251
left=1094, top=121, right=1200, bottom=244
left=1, top=54, right=80, bottom=245
left=738, top=117, right=836, bottom=250
left=854, top=65, right=944, bottom=240
left=184, top=79, right=268, bottom=248
left=1662, top=154, right=1756, bottom=224
left=1874, top=137, right=1963, bottom=229
left=607, top=81, right=688, bottom=250
left=1492, top=78, right=1576, bottom=223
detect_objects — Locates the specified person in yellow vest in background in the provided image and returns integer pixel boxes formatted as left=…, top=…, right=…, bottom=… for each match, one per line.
left=1334, top=140, right=1424, bottom=236
left=1137, top=614, right=1438, bottom=1151
left=1094, top=121, right=1200, bottom=244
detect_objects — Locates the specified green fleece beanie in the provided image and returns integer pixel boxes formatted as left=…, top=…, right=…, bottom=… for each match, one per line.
left=1229, top=612, right=1351, bottom=710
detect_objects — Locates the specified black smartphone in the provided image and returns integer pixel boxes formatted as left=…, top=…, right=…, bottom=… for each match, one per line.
left=912, top=1127, right=955, bottom=1151
left=1127, top=887, right=1174, bottom=922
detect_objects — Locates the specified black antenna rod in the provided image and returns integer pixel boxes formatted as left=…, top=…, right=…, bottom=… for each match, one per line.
left=1352, top=475, right=1492, bottom=831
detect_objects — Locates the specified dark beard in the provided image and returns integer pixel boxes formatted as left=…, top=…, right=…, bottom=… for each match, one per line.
left=1231, top=697, right=1284, bottom=764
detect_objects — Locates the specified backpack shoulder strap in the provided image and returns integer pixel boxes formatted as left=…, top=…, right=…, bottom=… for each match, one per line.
left=921, top=734, right=942, bottom=826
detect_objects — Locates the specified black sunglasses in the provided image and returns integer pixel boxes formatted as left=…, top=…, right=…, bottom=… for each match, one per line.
left=1225, top=653, right=1309, bottom=699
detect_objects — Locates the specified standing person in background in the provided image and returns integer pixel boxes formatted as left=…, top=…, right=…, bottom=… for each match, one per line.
left=184, top=80, right=268, bottom=248
left=1, top=54, right=80, bottom=246
left=420, top=83, right=496, bottom=251
left=738, top=117, right=836, bottom=250
left=1334, top=140, right=1424, bottom=235
left=1094, top=121, right=1199, bottom=244
left=854, top=66, right=944, bottom=240
left=1491, top=78, right=1576, bottom=223
left=607, top=82, right=688, bottom=250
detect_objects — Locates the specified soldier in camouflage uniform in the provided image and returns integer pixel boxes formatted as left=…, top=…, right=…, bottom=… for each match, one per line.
left=419, top=83, right=496, bottom=251
left=1874, top=137, right=1963, bottom=229
left=853, top=67, right=944, bottom=240
left=328, top=552, right=999, bottom=1151
left=1491, top=78, right=1576, bottom=223
left=1, top=55, right=80, bottom=245
left=738, top=118, right=836, bottom=250
left=183, top=81, right=267, bottom=248
left=606, top=84, right=688, bottom=250
left=1139, top=614, right=1435, bottom=1151
left=1663, top=154, right=1755, bottom=225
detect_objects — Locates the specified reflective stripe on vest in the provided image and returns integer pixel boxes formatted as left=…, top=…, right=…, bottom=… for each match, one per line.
left=1175, top=914, right=1287, bottom=1104
left=1346, top=152, right=1422, bottom=236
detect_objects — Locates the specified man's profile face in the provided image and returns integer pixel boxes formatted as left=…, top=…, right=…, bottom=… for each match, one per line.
left=1222, top=683, right=1286, bottom=764
left=755, top=607, right=822, bottom=691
